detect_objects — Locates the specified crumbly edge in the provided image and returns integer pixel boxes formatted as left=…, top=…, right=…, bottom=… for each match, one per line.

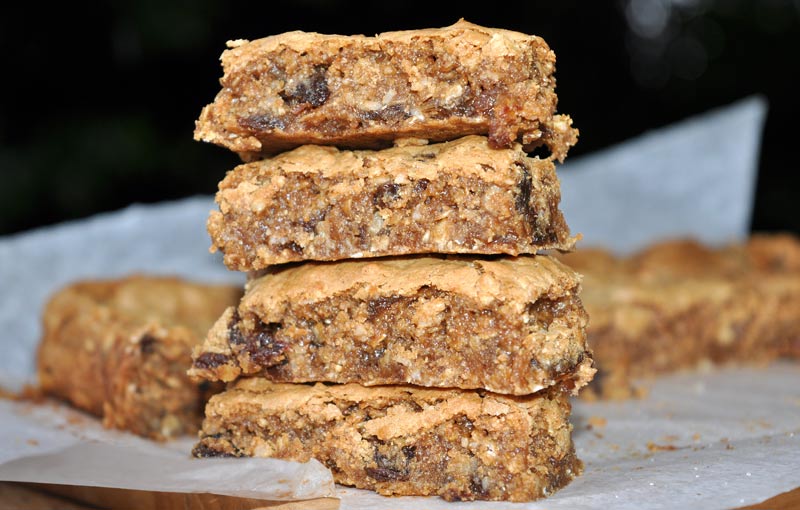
left=194, top=380, right=580, bottom=502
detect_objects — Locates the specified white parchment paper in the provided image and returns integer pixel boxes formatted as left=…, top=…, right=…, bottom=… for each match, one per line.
left=335, top=363, right=800, bottom=510
left=0, top=399, right=333, bottom=500
left=2, top=95, right=797, bottom=509
left=559, top=95, right=767, bottom=254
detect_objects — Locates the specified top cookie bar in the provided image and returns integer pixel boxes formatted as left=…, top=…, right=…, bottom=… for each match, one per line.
left=195, top=20, right=577, bottom=161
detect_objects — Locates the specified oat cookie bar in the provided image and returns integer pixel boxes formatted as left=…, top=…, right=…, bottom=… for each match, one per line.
left=37, top=276, right=241, bottom=439
left=190, top=255, right=594, bottom=395
left=193, top=379, right=581, bottom=501
left=556, top=234, right=800, bottom=399
left=208, top=135, right=575, bottom=270
left=195, top=20, right=577, bottom=161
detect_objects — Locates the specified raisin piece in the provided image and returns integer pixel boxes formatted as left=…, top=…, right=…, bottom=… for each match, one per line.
left=280, top=64, right=329, bottom=108
left=238, top=114, right=286, bottom=131
left=469, top=474, right=490, bottom=498
left=365, top=466, right=408, bottom=482
left=514, top=162, right=536, bottom=228
left=280, top=241, right=304, bottom=255
left=139, top=334, right=157, bottom=355
left=373, top=182, right=400, bottom=208
left=193, top=352, right=231, bottom=370
left=247, top=322, right=286, bottom=367
left=366, top=295, right=402, bottom=319
left=412, top=178, right=430, bottom=193
left=413, top=153, right=436, bottom=162
left=192, top=443, right=237, bottom=458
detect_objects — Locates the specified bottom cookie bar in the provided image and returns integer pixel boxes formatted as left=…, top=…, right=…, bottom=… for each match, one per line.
left=37, top=275, right=241, bottom=439
left=194, top=379, right=580, bottom=502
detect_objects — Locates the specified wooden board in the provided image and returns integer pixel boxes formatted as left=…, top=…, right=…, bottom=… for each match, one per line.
left=0, top=483, right=95, bottom=510
left=736, top=486, right=800, bottom=510
left=6, top=483, right=339, bottom=510
left=4, top=482, right=799, bottom=509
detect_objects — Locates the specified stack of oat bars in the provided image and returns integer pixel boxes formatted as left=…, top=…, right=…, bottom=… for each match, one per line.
left=189, top=20, right=595, bottom=502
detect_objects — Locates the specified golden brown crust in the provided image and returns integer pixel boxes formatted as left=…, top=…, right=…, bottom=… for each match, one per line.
left=194, top=379, right=581, bottom=502
left=37, top=275, right=241, bottom=440
left=195, top=20, right=577, bottom=161
left=208, top=136, right=576, bottom=270
left=248, top=249, right=579, bottom=308
left=556, top=234, right=800, bottom=399
left=189, top=255, right=595, bottom=395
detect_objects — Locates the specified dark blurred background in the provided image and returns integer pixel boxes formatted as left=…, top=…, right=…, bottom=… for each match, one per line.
left=1, top=0, right=798, bottom=236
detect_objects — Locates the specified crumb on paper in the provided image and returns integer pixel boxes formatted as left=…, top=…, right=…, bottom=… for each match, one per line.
left=692, top=433, right=701, bottom=441
left=744, top=419, right=774, bottom=432
left=587, top=415, right=607, bottom=429
left=26, top=438, right=39, bottom=446
left=67, top=415, right=86, bottom=426
left=647, top=442, right=682, bottom=452
left=0, top=383, right=45, bottom=403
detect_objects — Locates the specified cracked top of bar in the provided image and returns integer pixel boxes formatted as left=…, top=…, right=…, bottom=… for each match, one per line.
left=195, top=19, right=578, bottom=161
left=208, top=135, right=576, bottom=270
left=189, top=255, right=594, bottom=395
left=250, top=253, right=577, bottom=306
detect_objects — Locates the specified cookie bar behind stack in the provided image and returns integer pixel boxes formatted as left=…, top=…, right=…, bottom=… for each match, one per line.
left=190, top=255, right=594, bottom=395
left=557, top=234, right=800, bottom=399
left=38, top=276, right=241, bottom=440
left=194, top=379, right=580, bottom=502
